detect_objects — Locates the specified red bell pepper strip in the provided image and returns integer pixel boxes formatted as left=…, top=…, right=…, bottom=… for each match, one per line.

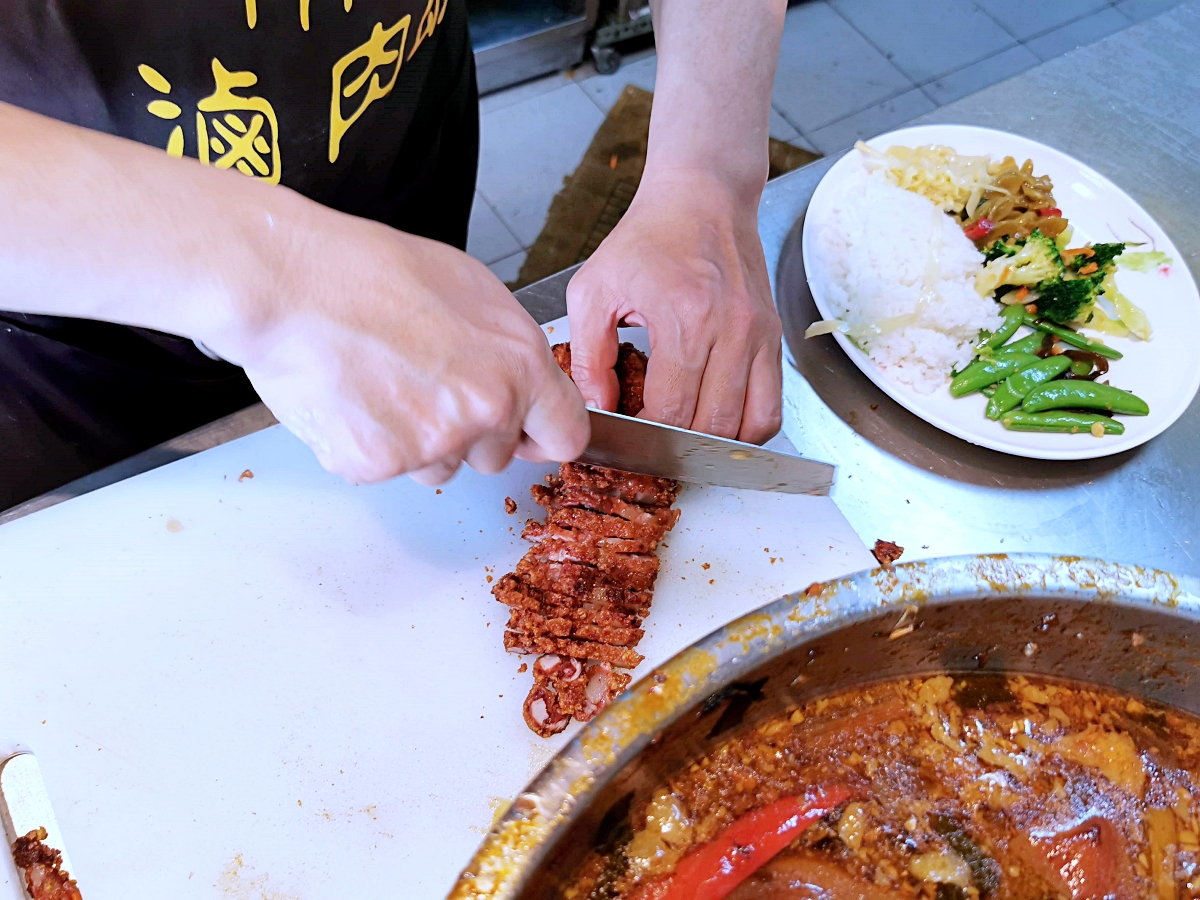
left=629, top=784, right=853, bottom=900
left=1037, top=207, right=1063, bottom=217
left=963, top=218, right=994, bottom=241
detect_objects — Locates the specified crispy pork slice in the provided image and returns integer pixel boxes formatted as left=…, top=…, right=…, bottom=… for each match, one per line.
left=504, top=631, right=644, bottom=668
left=551, top=342, right=648, bottom=418
left=522, top=520, right=656, bottom=554
left=546, top=507, right=669, bottom=545
left=11, top=828, right=83, bottom=900
left=559, top=463, right=680, bottom=508
left=492, top=574, right=651, bottom=618
left=523, top=538, right=659, bottom=591
left=506, top=608, right=644, bottom=648
left=532, top=482, right=681, bottom=530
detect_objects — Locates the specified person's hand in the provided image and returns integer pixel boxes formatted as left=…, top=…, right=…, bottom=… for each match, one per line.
left=200, top=209, right=589, bottom=486
left=565, top=168, right=782, bottom=443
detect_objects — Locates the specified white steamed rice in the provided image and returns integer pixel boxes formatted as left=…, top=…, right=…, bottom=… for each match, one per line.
left=812, top=175, right=1001, bottom=393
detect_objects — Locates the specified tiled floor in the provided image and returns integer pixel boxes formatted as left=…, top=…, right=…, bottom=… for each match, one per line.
left=467, top=0, right=1188, bottom=278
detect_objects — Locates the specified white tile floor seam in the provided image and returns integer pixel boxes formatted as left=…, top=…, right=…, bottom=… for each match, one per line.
left=465, top=0, right=1188, bottom=268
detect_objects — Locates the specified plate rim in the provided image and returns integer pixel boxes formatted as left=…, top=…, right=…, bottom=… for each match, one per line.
left=800, top=123, right=1200, bottom=461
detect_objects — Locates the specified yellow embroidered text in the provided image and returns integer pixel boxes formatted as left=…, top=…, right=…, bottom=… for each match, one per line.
left=137, top=64, right=185, bottom=158
left=196, top=59, right=282, bottom=184
left=328, top=16, right=410, bottom=163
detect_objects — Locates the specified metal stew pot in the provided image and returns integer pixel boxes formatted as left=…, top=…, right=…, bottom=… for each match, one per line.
left=450, top=554, right=1200, bottom=899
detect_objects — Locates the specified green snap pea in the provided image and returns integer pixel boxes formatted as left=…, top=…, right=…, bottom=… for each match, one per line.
left=986, top=356, right=1072, bottom=420
left=1069, top=359, right=1093, bottom=377
left=994, top=332, right=1045, bottom=358
left=1001, top=411, right=1125, bottom=435
left=976, top=305, right=1026, bottom=351
left=1023, top=314, right=1123, bottom=360
left=981, top=384, right=997, bottom=397
left=950, top=353, right=1040, bottom=398
left=1022, top=381, right=1149, bottom=416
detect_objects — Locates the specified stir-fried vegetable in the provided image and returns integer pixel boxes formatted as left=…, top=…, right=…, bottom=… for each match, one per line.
left=628, top=785, right=853, bottom=900
left=975, top=230, right=1063, bottom=295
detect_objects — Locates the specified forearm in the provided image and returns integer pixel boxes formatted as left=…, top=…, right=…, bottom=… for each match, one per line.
left=0, top=101, right=307, bottom=348
left=644, top=0, right=786, bottom=202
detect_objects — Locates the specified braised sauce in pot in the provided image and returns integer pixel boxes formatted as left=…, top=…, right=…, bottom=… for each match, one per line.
left=565, top=675, right=1200, bottom=899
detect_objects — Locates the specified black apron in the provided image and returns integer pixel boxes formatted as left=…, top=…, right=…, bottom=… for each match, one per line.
left=0, top=0, right=478, bottom=508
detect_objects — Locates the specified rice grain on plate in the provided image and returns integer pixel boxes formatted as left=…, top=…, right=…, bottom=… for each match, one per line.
left=811, top=177, right=1001, bottom=393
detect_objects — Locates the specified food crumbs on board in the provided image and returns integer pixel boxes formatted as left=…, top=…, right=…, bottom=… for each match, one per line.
left=238, top=469, right=254, bottom=482
left=701, top=562, right=710, bottom=570
left=504, top=497, right=517, bottom=515
left=709, top=579, right=715, bottom=585
left=436, top=489, right=442, bottom=494
left=297, top=800, right=302, bottom=807
left=166, top=517, right=184, bottom=533
left=518, top=663, right=528, bottom=674
left=873, top=539, right=904, bottom=568
left=547, top=325, right=554, bottom=333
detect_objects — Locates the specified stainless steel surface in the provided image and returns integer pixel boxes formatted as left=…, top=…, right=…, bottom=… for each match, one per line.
left=0, top=753, right=76, bottom=882
left=581, top=408, right=834, bottom=494
left=471, top=0, right=600, bottom=95
left=769, top=3, right=1200, bottom=573
left=451, top=553, right=1200, bottom=899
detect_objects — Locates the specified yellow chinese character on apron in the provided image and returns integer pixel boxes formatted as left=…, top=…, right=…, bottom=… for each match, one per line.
left=196, top=59, right=282, bottom=184
left=329, top=16, right=411, bottom=163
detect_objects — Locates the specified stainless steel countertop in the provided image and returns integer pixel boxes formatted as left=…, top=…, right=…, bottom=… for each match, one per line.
left=774, top=2, right=1200, bottom=572
left=7, top=3, right=1199, bottom=572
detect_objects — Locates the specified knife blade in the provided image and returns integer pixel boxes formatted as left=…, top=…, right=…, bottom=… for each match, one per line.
left=577, top=409, right=834, bottom=495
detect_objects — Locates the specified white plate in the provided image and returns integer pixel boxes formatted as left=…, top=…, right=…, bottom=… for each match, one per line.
left=802, top=124, right=1200, bottom=460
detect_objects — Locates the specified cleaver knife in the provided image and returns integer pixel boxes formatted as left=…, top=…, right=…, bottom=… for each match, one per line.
left=577, top=409, right=834, bottom=495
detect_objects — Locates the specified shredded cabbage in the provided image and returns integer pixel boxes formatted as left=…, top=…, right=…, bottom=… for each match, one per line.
left=805, top=319, right=843, bottom=338
left=1119, top=250, right=1172, bottom=272
left=856, top=141, right=995, bottom=215
left=1074, top=302, right=1131, bottom=339
left=1101, top=271, right=1151, bottom=340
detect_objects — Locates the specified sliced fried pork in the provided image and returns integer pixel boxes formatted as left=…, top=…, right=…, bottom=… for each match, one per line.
left=558, top=463, right=680, bottom=508
left=522, top=520, right=656, bottom=555
left=532, top=482, right=681, bottom=530
left=496, top=341, right=680, bottom=737
left=503, top=631, right=644, bottom=669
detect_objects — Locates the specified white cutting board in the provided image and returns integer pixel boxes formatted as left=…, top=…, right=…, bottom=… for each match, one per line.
left=0, top=318, right=872, bottom=900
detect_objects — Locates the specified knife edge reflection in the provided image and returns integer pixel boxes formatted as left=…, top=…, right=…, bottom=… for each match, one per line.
left=577, top=409, right=834, bottom=495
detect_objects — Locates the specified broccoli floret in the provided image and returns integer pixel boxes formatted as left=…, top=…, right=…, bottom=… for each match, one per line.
left=984, top=240, right=1017, bottom=263
left=975, top=230, right=1065, bottom=295
left=1083, top=242, right=1126, bottom=271
left=1034, top=275, right=1103, bottom=324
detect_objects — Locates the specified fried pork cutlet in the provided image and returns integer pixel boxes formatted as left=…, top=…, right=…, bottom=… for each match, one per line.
left=495, top=342, right=681, bottom=737
left=12, top=828, right=83, bottom=900
left=551, top=343, right=648, bottom=418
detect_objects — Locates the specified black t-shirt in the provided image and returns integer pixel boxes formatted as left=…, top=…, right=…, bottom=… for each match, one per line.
left=0, top=0, right=479, bottom=508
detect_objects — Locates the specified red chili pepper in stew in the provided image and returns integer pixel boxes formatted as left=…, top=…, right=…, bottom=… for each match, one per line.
left=630, top=785, right=853, bottom=900
left=1037, top=207, right=1063, bottom=217
left=962, top=218, right=994, bottom=240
